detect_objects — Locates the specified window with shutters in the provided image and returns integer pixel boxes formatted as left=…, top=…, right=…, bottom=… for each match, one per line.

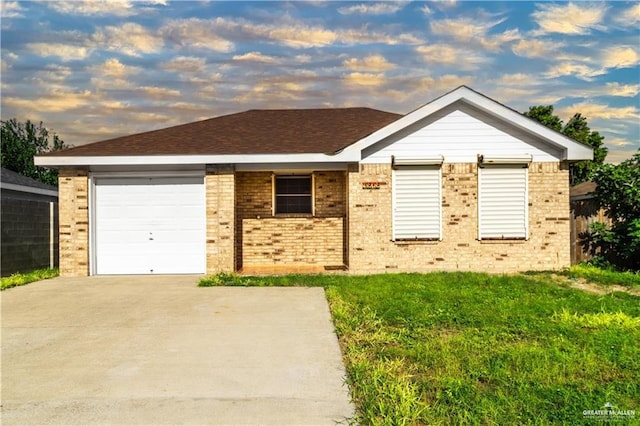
left=478, top=165, right=528, bottom=240
left=392, top=166, right=442, bottom=240
left=274, top=175, right=313, bottom=215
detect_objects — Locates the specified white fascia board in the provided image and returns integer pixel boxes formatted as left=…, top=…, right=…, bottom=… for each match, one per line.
left=343, top=86, right=593, bottom=162
left=34, top=152, right=360, bottom=167
left=0, top=182, right=58, bottom=197
left=235, top=162, right=351, bottom=172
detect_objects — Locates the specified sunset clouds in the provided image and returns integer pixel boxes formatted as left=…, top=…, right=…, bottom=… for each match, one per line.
left=1, top=1, right=638, bottom=162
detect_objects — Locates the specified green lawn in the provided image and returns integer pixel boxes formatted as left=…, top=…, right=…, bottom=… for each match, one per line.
left=200, top=271, right=640, bottom=425
left=0, top=268, right=59, bottom=291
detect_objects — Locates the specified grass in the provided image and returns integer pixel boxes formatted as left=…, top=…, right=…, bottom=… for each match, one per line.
left=561, top=264, right=640, bottom=289
left=200, top=271, right=640, bottom=425
left=0, top=268, right=59, bottom=290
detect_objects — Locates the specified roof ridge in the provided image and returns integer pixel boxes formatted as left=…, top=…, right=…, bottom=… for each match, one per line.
left=244, top=106, right=396, bottom=112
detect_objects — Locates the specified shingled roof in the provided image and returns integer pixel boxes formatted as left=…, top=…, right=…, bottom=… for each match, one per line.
left=45, top=108, right=402, bottom=157
left=1, top=167, right=58, bottom=192
left=570, top=181, right=597, bottom=199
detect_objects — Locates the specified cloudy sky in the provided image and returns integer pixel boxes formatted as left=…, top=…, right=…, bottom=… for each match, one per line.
left=1, top=1, right=638, bottom=163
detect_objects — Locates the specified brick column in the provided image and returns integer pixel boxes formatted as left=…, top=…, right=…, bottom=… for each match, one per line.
left=347, top=163, right=393, bottom=273
left=206, top=165, right=235, bottom=274
left=58, top=168, right=89, bottom=277
left=528, top=161, right=571, bottom=269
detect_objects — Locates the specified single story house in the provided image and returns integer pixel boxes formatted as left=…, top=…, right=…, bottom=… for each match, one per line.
left=35, top=86, right=593, bottom=277
left=1, top=167, right=59, bottom=276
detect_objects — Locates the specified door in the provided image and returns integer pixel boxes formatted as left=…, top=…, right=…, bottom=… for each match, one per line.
left=94, top=176, right=206, bottom=274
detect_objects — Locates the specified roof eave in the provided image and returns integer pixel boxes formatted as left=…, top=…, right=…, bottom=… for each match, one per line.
left=0, top=182, right=58, bottom=197
left=34, top=152, right=361, bottom=168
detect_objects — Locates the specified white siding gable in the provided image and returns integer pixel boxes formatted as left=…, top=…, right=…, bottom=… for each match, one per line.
left=362, top=103, right=562, bottom=164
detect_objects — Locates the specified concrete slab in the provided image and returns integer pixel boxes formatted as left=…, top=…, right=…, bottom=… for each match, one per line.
left=1, top=275, right=354, bottom=425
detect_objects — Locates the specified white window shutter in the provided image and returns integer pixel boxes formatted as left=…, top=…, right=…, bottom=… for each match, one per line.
left=479, top=166, right=528, bottom=239
left=393, top=167, right=442, bottom=240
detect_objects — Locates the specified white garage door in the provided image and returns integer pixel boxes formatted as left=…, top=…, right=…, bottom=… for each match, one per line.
left=94, top=176, right=206, bottom=275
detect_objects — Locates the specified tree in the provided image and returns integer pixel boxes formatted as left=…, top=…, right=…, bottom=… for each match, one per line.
left=524, top=106, right=607, bottom=185
left=585, top=151, right=640, bottom=271
left=523, top=105, right=563, bottom=132
left=1, top=119, right=69, bottom=186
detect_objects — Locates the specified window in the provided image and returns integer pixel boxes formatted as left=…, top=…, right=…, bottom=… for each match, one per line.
left=274, top=175, right=313, bottom=214
left=478, top=165, right=528, bottom=240
left=393, top=166, right=442, bottom=240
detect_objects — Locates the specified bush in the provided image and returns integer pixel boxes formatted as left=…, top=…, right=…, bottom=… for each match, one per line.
left=0, top=268, right=59, bottom=290
left=584, top=152, right=640, bottom=271
left=198, top=273, right=257, bottom=287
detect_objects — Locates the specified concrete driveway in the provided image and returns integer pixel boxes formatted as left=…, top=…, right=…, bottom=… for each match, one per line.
left=1, top=275, right=354, bottom=425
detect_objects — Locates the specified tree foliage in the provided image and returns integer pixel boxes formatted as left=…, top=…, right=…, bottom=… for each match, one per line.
left=1, top=119, right=69, bottom=186
left=524, top=106, right=607, bottom=185
left=585, top=151, right=640, bottom=271
left=523, top=105, right=563, bottom=132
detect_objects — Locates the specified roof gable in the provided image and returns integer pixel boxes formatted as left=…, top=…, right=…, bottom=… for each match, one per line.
left=345, top=86, right=593, bottom=162
left=361, top=102, right=565, bottom=164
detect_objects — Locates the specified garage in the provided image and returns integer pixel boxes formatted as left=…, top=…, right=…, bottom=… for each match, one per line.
left=93, top=176, right=206, bottom=275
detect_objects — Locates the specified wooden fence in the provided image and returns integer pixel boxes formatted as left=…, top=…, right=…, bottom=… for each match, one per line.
left=570, top=196, right=610, bottom=265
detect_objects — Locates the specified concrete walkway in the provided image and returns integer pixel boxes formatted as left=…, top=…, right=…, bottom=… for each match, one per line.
left=1, top=275, right=354, bottom=425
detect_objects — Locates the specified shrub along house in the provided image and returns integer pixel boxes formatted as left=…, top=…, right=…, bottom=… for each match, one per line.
left=35, top=86, right=592, bottom=277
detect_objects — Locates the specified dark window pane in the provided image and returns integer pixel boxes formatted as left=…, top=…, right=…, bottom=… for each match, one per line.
left=276, top=195, right=312, bottom=214
left=274, top=175, right=313, bottom=214
left=275, top=176, right=311, bottom=195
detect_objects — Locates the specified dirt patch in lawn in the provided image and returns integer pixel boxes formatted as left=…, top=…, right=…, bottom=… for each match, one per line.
left=551, top=274, right=640, bottom=296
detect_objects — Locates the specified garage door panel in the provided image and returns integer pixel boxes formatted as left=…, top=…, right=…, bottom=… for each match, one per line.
left=152, top=229, right=203, bottom=239
left=96, top=246, right=150, bottom=275
left=97, top=230, right=150, bottom=244
left=94, top=176, right=205, bottom=275
left=151, top=252, right=203, bottom=274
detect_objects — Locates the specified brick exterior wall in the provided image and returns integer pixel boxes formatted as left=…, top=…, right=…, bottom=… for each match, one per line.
left=242, top=217, right=343, bottom=265
left=206, top=166, right=235, bottom=274
left=58, top=168, right=89, bottom=277
left=56, top=163, right=569, bottom=275
left=314, top=171, right=346, bottom=216
left=347, top=162, right=570, bottom=273
left=235, top=171, right=346, bottom=268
